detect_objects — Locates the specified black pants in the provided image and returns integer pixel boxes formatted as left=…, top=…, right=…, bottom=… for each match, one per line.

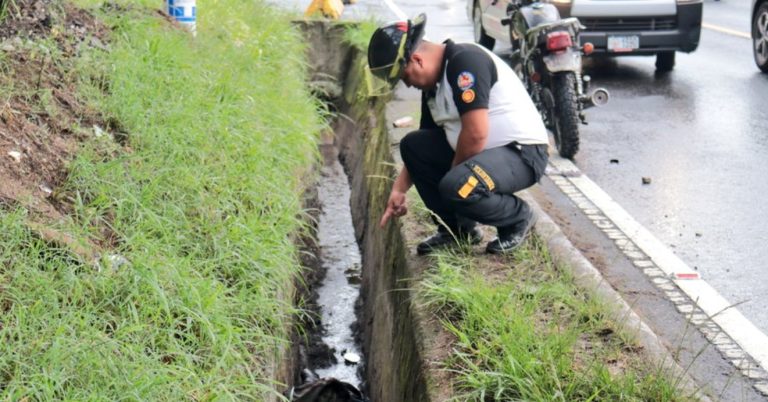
left=400, top=129, right=548, bottom=232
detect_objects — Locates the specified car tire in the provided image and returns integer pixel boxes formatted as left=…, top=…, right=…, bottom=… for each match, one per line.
left=655, top=51, right=675, bottom=72
left=473, top=2, right=495, bottom=50
left=753, top=2, right=768, bottom=73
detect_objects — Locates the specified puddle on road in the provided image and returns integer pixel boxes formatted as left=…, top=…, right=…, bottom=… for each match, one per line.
left=311, top=144, right=364, bottom=388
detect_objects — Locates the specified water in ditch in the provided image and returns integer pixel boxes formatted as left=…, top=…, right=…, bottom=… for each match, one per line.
left=310, top=144, right=364, bottom=388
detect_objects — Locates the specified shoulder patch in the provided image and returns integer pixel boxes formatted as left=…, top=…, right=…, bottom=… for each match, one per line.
left=461, top=89, right=476, bottom=103
left=457, top=71, right=475, bottom=90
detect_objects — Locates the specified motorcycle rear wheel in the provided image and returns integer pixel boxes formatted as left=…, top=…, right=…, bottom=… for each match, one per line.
left=552, top=72, right=580, bottom=159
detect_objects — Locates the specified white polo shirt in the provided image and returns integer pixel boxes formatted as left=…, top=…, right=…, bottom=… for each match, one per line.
left=421, top=40, right=548, bottom=150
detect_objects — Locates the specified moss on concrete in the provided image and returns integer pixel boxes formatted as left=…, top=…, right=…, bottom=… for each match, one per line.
left=298, top=20, right=454, bottom=402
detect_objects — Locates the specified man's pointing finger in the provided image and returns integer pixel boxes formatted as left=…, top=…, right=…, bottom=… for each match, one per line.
left=379, top=209, right=393, bottom=228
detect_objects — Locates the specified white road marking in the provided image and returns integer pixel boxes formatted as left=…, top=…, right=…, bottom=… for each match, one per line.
left=703, top=22, right=752, bottom=39
left=547, top=156, right=768, bottom=394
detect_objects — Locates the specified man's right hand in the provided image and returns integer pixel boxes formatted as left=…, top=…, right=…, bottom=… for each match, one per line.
left=379, top=190, right=408, bottom=227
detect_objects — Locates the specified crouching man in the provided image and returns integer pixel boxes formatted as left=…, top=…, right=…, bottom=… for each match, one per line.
left=369, top=14, right=549, bottom=255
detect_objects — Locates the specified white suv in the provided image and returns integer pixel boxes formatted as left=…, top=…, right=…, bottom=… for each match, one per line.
left=469, top=0, right=703, bottom=71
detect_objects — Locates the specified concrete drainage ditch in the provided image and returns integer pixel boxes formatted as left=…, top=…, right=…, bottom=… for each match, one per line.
left=286, top=21, right=435, bottom=402
left=286, top=18, right=768, bottom=402
left=311, top=142, right=365, bottom=386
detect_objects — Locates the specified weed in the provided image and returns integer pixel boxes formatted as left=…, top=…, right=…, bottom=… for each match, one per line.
left=0, top=0, right=324, bottom=399
left=418, top=236, right=699, bottom=401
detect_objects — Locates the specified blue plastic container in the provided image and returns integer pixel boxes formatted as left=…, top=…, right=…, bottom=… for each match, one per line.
left=167, top=0, right=196, bottom=34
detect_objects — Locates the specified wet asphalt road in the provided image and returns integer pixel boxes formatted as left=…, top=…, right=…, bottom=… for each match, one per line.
left=576, top=0, right=768, bottom=335
left=706, top=0, right=756, bottom=33
left=278, top=0, right=768, bottom=335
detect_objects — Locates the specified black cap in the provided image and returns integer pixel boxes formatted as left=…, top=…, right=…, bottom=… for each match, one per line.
left=367, top=13, right=427, bottom=86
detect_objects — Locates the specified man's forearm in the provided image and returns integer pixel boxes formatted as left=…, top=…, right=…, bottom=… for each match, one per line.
left=393, top=166, right=413, bottom=193
left=452, top=109, right=489, bottom=166
left=452, top=130, right=487, bottom=166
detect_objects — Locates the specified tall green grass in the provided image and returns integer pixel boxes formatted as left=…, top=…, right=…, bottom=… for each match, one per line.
left=419, top=240, right=696, bottom=401
left=0, top=0, right=324, bottom=399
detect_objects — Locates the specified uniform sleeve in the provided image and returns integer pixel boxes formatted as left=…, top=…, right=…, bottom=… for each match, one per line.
left=445, top=48, right=497, bottom=115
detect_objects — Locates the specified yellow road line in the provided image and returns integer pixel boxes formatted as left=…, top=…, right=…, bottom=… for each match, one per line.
left=703, top=22, right=751, bottom=39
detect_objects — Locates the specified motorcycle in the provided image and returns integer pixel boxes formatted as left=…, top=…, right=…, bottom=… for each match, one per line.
left=501, top=1, right=609, bottom=159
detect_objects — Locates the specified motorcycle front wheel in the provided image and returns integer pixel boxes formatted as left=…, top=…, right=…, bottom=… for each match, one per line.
left=552, top=72, right=580, bottom=159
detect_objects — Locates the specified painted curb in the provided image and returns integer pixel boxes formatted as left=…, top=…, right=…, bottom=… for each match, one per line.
left=523, top=191, right=712, bottom=401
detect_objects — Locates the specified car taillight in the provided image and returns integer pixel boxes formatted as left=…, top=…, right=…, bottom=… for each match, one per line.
left=547, top=31, right=572, bottom=52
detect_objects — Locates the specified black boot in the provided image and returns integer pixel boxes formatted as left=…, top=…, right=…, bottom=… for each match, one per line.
left=417, top=226, right=483, bottom=255
left=486, top=211, right=537, bottom=255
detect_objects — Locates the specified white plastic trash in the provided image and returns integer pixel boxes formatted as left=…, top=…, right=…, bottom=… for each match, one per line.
left=393, top=116, right=414, bottom=128
left=342, top=352, right=360, bottom=365
left=7, top=150, right=22, bottom=162
left=168, top=0, right=196, bottom=35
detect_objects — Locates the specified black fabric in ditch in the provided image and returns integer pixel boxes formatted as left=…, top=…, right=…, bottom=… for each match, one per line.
left=286, top=378, right=368, bottom=402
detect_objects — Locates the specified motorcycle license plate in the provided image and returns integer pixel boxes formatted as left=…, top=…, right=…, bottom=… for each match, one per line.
left=607, top=35, right=639, bottom=52
left=543, top=50, right=581, bottom=72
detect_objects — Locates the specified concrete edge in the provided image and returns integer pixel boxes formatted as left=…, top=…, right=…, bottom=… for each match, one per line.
left=524, top=191, right=712, bottom=401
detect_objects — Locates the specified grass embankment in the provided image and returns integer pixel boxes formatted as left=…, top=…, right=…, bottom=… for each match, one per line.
left=1, top=0, right=323, bottom=399
left=416, top=231, right=696, bottom=401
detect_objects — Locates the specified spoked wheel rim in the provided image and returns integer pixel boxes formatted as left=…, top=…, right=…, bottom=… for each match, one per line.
left=755, top=8, right=768, bottom=66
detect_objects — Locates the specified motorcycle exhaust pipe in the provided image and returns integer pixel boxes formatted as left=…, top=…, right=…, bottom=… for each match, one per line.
left=582, top=88, right=610, bottom=109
